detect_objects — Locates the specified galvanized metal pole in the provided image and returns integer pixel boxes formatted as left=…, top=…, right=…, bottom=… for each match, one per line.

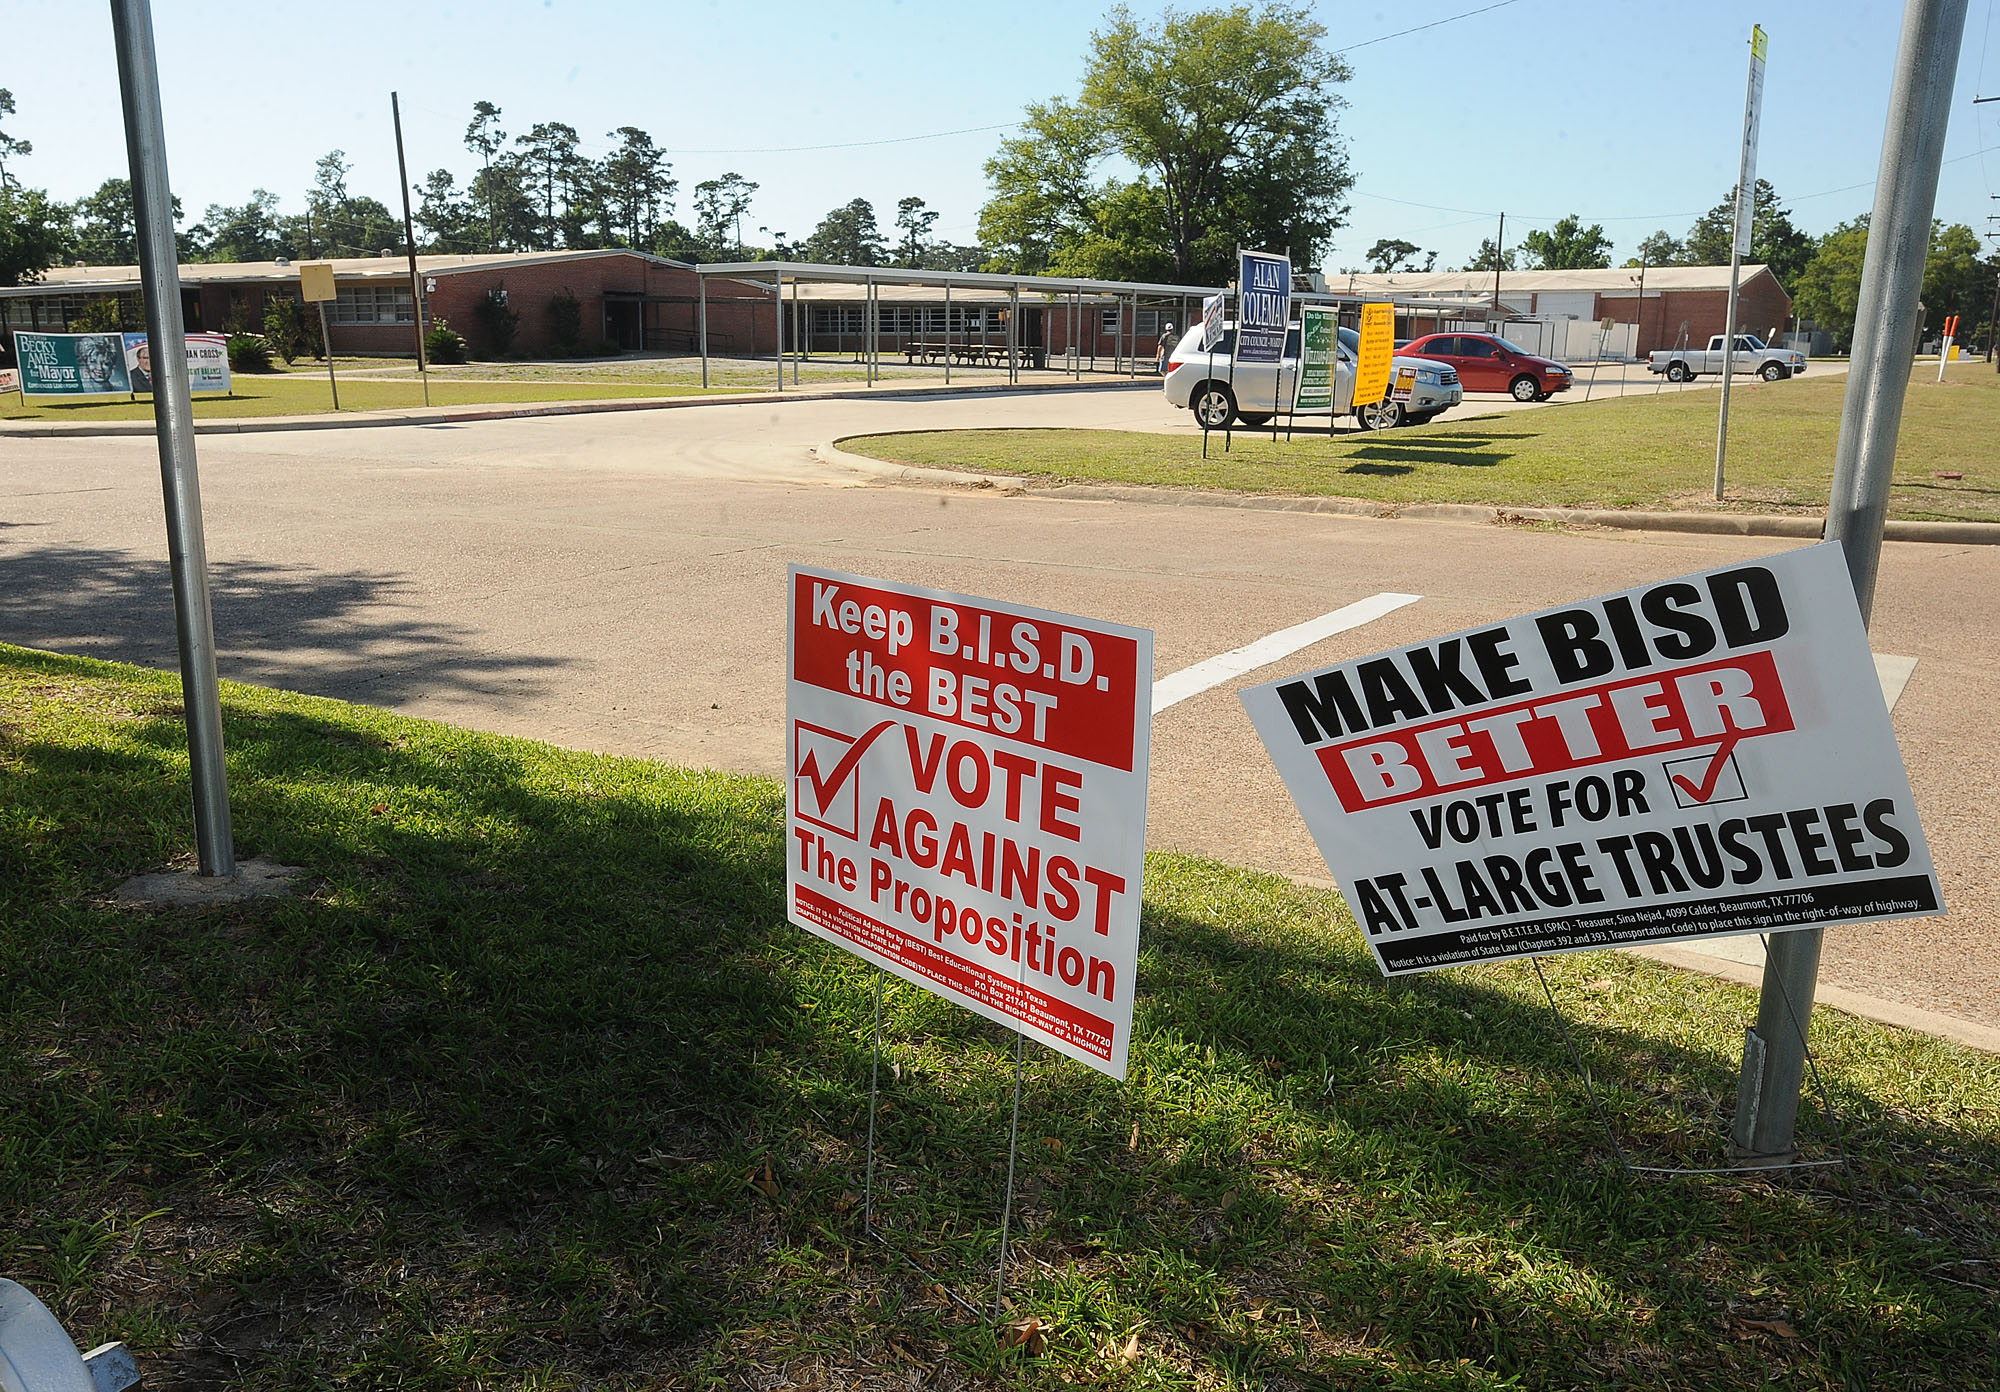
left=943, top=276, right=952, bottom=386
left=110, top=0, right=235, bottom=876
left=698, top=274, right=709, bottom=387
left=774, top=275, right=783, bottom=391
left=791, top=274, right=800, bottom=384
left=1731, top=0, right=1968, bottom=1164
left=1010, top=287, right=1020, bottom=384
left=390, top=91, right=429, bottom=406
left=1715, top=27, right=1768, bottom=500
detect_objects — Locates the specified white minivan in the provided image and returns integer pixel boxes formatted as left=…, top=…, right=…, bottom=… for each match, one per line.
left=1162, top=322, right=1462, bottom=430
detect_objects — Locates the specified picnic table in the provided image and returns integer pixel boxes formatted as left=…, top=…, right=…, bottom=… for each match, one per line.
left=901, top=342, right=1020, bottom=367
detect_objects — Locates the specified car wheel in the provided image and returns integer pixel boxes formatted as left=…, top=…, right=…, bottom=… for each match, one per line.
left=1760, top=361, right=1787, bottom=381
left=1193, top=382, right=1237, bottom=429
left=1238, top=412, right=1272, bottom=427
left=1666, top=362, right=1691, bottom=382
left=1356, top=398, right=1405, bottom=430
left=1510, top=375, right=1540, bottom=402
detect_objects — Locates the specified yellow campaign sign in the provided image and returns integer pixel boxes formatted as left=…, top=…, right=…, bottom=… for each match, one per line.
left=1751, top=24, right=1768, bottom=62
left=298, top=262, right=337, bottom=303
left=1354, top=302, right=1394, bottom=406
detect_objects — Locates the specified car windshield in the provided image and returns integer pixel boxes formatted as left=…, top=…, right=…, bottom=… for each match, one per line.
left=1337, top=327, right=1360, bottom=352
left=1490, top=336, right=1531, bottom=355
left=1739, top=334, right=1766, bottom=350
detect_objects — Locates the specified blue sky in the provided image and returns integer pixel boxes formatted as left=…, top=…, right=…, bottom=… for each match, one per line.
left=7, top=0, right=1998, bottom=270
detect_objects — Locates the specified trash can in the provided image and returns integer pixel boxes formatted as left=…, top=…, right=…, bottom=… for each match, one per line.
left=1030, top=347, right=1047, bottom=370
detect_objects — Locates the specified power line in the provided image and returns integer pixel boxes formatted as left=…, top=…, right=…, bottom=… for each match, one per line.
left=1332, top=0, right=1525, bottom=56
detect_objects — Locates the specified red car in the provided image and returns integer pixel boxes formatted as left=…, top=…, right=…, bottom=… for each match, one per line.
left=1398, top=332, right=1571, bottom=401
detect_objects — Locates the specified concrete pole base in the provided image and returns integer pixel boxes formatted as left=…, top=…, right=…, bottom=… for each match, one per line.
left=113, top=856, right=301, bottom=908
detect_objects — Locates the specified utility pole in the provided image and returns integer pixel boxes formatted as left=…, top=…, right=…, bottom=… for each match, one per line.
left=391, top=92, right=430, bottom=407
left=1731, top=0, right=1968, bottom=1165
left=1491, top=211, right=1505, bottom=313
left=1714, top=25, right=1768, bottom=502
left=110, top=0, right=235, bottom=877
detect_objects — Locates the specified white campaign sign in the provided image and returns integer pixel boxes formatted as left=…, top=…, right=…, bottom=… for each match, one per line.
left=1242, top=544, right=1942, bottom=976
left=786, top=566, right=1153, bottom=1078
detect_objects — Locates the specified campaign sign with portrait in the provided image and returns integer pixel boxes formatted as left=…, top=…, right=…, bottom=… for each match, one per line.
left=16, top=332, right=130, bottom=396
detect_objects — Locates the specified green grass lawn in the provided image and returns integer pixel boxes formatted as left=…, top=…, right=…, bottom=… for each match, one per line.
left=841, top=363, right=2000, bottom=523
left=3, top=643, right=1995, bottom=1388
left=0, top=373, right=715, bottom=422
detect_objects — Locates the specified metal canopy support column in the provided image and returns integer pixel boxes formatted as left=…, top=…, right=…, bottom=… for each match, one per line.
left=1731, top=0, right=1969, bottom=1165
left=1009, top=287, right=1020, bottom=384
left=791, top=275, right=800, bottom=384
left=774, top=276, right=784, bottom=391
left=1128, top=295, right=1138, bottom=378
left=943, top=278, right=952, bottom=386
left=698, top=273, right=709, bottom=388
left=112, top=0, right=234, bottom=876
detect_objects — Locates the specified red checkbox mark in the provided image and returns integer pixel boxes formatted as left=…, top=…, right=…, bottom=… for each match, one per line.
left=1670, top=731, right=1744, bottom=804
left=796, top=718, right=897, bottom=815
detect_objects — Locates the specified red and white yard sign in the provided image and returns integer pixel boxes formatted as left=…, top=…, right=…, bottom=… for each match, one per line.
left=786, top=566, right=1153, bottom=1078
left=1242, top=543, right=1943, bottom=976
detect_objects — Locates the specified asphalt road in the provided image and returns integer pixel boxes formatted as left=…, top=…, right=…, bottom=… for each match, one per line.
left=3, top=379, right=1990, bottom=1034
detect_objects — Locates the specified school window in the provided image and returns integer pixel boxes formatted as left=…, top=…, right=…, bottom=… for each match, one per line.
left=1136, top=309, right=1161, bottom=336
left=331, top=284, right=414, bottom=324
left=1101, top=308, right=1120, bottom=334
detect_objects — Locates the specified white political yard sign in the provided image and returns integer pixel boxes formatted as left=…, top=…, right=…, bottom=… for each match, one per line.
left=1242, top=543, right=1941, bottom=976
left=787, top=566, right=1153, bottom=1077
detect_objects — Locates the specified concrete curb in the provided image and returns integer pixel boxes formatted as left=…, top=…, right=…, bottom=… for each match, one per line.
left=1279, top=872, right=1998, bottom=1054
left=1627, top=943, right=2000, bottom=1055
left=822, top=436, right=1998, bottom=544
left=0, top=376, right=1160, bottom=440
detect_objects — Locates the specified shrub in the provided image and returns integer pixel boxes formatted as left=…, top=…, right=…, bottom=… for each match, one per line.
left=70, top=297, right=123, bottom=332
left=226, top=332, right=273, bottom=373
left=589, top=338, right=621, bottom=357
left=424, top=317, right=468, bottom=365
left=473, top=287, right=519, bottom=358
left=262, top=296, right=309, bottom=365
left=547, top=287, right=582, bottom=353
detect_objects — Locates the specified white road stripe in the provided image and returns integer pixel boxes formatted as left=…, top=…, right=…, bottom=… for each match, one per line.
left=1873, top=653, right=1918, bottom=712
left=1152, top=592, right=1422, bottom=712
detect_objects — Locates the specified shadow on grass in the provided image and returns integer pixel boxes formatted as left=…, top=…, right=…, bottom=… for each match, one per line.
left=0, top=544, right=565, bottom=710
left=0, top=645, right=1993, bottom=1389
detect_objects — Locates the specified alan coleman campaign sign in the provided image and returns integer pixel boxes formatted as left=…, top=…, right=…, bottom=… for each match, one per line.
left=1242, top=543, right=1941, bottom=976
left=787, top=566, right=1153, bottom=1078
left=1234, top=249, right=1291, bottom=364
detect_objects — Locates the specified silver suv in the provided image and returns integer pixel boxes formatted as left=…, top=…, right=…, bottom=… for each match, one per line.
left=1162, top=321, right=1462, bottom=430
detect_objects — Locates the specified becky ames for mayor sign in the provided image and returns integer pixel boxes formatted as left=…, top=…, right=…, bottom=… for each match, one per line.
left=786, top=566, right=1152, bottom=1078
left=1242, top=543, right=1941, bottom=975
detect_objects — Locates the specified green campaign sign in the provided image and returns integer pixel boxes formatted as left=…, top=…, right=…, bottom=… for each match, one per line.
left=16, top=332, right=131, bottom=397
left=1293, top=306, right=1338, bottom=413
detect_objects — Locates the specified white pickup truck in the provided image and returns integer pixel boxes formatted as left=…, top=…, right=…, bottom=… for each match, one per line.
left=1649, top=333, right=1807, bottom=383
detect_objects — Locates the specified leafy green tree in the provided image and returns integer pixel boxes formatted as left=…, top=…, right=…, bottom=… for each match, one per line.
left=1683, top=179, right=1813, bottom=286
left=0, top=87, right=30, bottom=188
left=894, top=196, right=939, bottom=267
left=1365, top=238, right=1433, bottom=273
left=1, top=184, right=71, bottom=284
left=803, top=198, right=885, bottom=267
left=693, top=173, right=758, bottom=259
left=1518, top=214, right=1611, bottom=270
left=1627, top=230, right=1684, bottom=268
left=471, top=156, right=539, bottom=251
left=1793, top=217, right=1993, bottom=352
left=196, top=190, right=286, bottom=262
left=600, top=127, right=675, bottom=250
left=68, top=177, right=188, bottom=264
left=464, top=101, right=506, bottom=250
left=515, top=122, right=583, bottom=249
left=415, top=170, right=482, bottom=252
left=981, top=3, right=1352, bottom=282
left=1922, top=221, right=1994, bottom=343
left=1462, top=237, right=1515, bottom=273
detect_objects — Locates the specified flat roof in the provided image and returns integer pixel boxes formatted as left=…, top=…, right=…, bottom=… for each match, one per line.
left=0, top=248, right=697, bottom=298
left=1333, top=265, right=1775, bottom=297
left=697, top=260, right=1229, bottom=300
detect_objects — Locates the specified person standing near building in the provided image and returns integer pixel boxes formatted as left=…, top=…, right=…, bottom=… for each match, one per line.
left=1155, top=322, right=1175, bottom=374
